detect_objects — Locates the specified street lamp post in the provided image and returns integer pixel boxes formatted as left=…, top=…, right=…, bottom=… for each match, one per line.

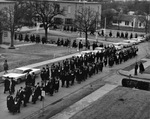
left=104, top=17, right=107, bottom=41
left=9, top=9, right=15, bottom=49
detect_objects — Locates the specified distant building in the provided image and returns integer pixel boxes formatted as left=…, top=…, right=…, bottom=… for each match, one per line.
left=37, top=0, right=102, bottom=30
left=112, top=14, right=149, bottom=31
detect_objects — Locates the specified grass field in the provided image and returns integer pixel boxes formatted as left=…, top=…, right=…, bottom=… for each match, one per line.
left=0, top=44, right=77, bottom=72
left=71, top=86, right=150, bottom=119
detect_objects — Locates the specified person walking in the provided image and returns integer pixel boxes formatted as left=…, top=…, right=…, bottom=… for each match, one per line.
left=10, top=78, right=16, bottom=94
left=4, top=77, right=10, bottom=94
left=31, top=72, right=36, bottom=86
left=7, top=93, right=14, bottom=112
left=134, top=62, right=138, bottom=75
left=139, top=62, right=145, bottom=74
left=25, top=72, right=32, bottom=86
left=3, top=60, right=8, bottom=74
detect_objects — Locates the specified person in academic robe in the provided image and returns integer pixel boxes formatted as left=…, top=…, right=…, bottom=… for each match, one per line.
left=139, top=62, right=145, bottom=74
left=134, top=62, right=138, bottom=75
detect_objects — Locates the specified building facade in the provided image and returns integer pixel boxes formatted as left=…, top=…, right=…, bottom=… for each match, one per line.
left=39, top=0, right=102, bottom=30
left=112, top=14, right=148, bottom=31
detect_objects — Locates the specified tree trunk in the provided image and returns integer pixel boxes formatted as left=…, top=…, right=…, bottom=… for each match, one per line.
left=85, top=31, right=88, bottom=49
left=9, top=30, right=15, bottom=49
left=45, top=27, right=48, bottom=43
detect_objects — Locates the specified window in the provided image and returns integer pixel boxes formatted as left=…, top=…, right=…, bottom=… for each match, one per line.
left=79, top=6, right=82, bottom=12
left=4, top=32, right=8, bottom=37
left=139, top=22, right=142, bottom=27
left=132, top=22, right=133, bottom=26
left=113, top=20, right=117, bottom=23
left=65, top=18, right=73, bottom=25
left=54, top=18, right=63, bottom=25
left=23, top=69, right=32, bottom=74
left=68, top=5, right=71, bottom=14
left=125, top=21, right=129, bottom=25
left=55, top=4, right=60, bottom=12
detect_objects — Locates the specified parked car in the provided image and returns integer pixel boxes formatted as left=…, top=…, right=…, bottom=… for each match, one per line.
left=137, top=36, right=146, bottom=42
left=92, top=47, right=105, bottom=54
left=123, top=40, right=137, bottom=45
left=112, top=43, right=124, bottom=49
left=80, top=50, right=92, bottom=55
left=2, top=67, right=41, bottom=83
left=130, top=38, right=141, bottom=44
left=118, top=42, right=131, bottom=48
left=94, top=47, right=105, bottom=52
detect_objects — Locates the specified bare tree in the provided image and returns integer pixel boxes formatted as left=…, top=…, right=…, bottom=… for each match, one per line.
left=30, top=1, right=65, bottom=42
left=0, top=1, right=29, bottom=49
left=74, top=7, right=98, bottom=48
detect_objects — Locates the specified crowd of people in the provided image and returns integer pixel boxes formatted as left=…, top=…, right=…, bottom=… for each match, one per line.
left=98, top=30, right=144, bottom=39
left=15, top=33, right=47, bottom=44
left=5, top=41, right=139, bottom=114
left=5, top=30, right=140, bottom=114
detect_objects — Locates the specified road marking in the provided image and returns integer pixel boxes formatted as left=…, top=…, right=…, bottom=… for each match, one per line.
left=50, top=84, right=118, bottom=119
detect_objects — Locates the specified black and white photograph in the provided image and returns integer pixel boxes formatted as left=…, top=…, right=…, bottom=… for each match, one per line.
left=0, top=0, right=150, bottom=119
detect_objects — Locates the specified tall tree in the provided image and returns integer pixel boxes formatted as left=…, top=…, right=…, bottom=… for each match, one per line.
left=74, top=7, right=98, bottom=48
left=30, top=1, right=65, bottom=42
left=0, top=1, right=29, bottom=49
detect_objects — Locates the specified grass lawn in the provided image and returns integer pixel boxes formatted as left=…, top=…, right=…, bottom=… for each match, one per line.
left=143, top=66, right=150, bottom=74
left=70, top=86, right=150, bottom=119
left=0, top=44, right=77, bottom=72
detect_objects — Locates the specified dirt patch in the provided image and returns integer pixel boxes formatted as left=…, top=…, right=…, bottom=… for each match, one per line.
left=123, top=60, right=146, bottom=71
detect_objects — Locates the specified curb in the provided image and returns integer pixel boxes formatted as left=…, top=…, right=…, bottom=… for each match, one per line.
left=117, top=69, right=150, bottom=82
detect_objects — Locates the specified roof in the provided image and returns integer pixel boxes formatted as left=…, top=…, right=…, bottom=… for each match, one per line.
left=113, top=14, right=146, bottom=22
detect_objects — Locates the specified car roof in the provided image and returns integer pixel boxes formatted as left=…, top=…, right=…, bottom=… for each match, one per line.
left=95, top=47, right=104, bottom=50
left=16, top=67, right=31, bottom=71
left=113, top=42, right=123, bottom=44
left=119, top=42, right=129, bottom=44
left=80, top=50, right=92, bottom=54
left=123, top=40, right=135, bottom=42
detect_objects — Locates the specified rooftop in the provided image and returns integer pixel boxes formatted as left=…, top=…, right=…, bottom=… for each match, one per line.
left=113, top=14, right=146, bottom=22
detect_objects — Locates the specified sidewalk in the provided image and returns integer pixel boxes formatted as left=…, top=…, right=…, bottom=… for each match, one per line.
left=118, top=58, right=150, bottom=82
left=50, top=84, right=118, bottom=119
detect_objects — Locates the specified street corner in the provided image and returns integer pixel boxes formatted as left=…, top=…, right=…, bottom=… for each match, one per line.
left=118, top=67, right=150, bottom=82
left=118, top=69, right=133, bottom=77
